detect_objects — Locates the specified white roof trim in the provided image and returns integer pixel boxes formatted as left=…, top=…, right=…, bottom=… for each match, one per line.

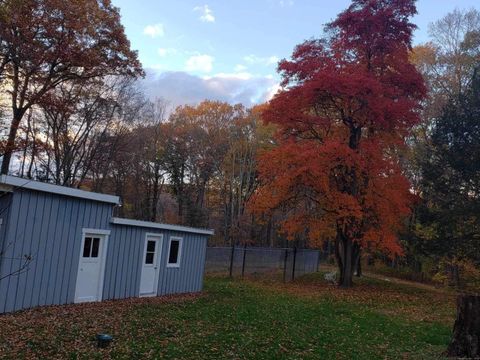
left=0, top=175, right=119, bottom=204
left=111, top=217, right=214, bottom=235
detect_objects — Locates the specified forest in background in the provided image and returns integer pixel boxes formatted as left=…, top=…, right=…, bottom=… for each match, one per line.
left=0, top=1, right=479, bottom=288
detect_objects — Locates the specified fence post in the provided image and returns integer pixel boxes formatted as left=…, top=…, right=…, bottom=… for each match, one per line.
left=241, top=243, right=247, bottom=278
left=292, top=246, right=297, bottom=281
left=229, top=244, right=235, bottom=278
left=283, top=248, right=288, bottom=283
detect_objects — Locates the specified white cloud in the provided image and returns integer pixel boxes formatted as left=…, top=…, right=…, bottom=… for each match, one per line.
left=243, top=55, right=258, bottom=64
left=204, top=72, right=253, bottom=81
left=143, top=23, right=165, bottom=38
left=158, top=48, right=177, bottom=57
left=234, top=64, right=248, bottom=72
left=185, top=54, right=214, bottom=73
left=266, top=55, right=280, bottom=65
left=193, top=5, right=215, bottom=23
left=264, top=82, right=281, bottom=101
left=142, top=69, right=279, bottom=109
left=279, top=0, right=294, bottom=7
left=243, top=54, right=279, bottom=66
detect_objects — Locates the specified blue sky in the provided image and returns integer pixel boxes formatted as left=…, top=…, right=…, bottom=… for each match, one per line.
left=111, top=0, right=480, bottom=109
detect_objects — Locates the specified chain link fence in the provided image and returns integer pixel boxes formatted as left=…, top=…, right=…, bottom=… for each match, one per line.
left=205, top=246, right=321, bottom=282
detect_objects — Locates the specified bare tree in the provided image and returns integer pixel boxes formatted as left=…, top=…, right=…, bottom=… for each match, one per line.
left=428, top=8, right=480, bottom=100
left=0, top=0, right=143, bottom=175
left=143, top=98, right=169, bottom=221
left=33, top=78, right=136, bottom=187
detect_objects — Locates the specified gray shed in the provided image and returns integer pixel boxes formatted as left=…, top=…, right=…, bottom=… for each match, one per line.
left=0, top=175, right=213, bottom=313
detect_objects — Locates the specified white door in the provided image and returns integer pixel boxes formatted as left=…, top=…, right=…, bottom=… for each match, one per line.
left=140, top=234, right=163, bottom=296
left=74, top=231, right=109, bottom=303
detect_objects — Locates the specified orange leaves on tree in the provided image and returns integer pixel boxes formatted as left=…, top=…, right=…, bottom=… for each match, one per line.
left=251, top=137, right=411, bottom=255
left=250, top=0, right=427, bottom=287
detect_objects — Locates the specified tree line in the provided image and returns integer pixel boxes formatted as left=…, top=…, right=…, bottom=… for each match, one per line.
left=0, top=0, right=479, bottom=287
left=405, top=8, right=480, bottom=287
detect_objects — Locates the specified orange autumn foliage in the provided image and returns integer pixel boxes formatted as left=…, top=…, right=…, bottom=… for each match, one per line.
left=252, top=138, right=412, bottom=256
left=249, top=0, right=426, bottom=286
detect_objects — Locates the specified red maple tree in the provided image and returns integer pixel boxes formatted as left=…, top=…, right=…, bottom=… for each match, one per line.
left=250, top=0, right=426, bottom=287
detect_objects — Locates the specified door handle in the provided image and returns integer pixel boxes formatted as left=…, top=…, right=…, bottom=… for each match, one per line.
left=154, top=267, right=158, bottom=269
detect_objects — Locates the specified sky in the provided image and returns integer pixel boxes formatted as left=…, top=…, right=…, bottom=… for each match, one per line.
left=111, top=0, right=480, bottom=110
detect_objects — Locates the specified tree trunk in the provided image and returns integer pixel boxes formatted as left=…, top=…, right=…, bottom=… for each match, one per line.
left=445, top=262, right=462, bottom=288
left=27, top=124, right=36, bottom=179
left=335, top=234, right=359, bottom=287
left=1, top=111, right=24, bottom=175
left=447, top=295, right=480, bottom=358
left=334, top=124, right=363, bottom=287
left=342, top=238, right=353, bottom=287
left=151, top=170, right=161, bottom=222
left=334, top=236, right=344, bottom=284
left=355, top=250, right=362, bottom=277
left=266, top=216, right=273, bottom=247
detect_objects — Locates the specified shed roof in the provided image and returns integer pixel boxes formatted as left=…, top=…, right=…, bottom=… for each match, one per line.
left=0, top=176, right=214, bottom=236
left=111, top=217, right=215, bottom=235
left=0, top=175, right=120, bottom=204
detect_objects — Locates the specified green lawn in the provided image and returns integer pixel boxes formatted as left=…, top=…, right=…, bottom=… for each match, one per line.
left=0, top=273, right=455, bottom=359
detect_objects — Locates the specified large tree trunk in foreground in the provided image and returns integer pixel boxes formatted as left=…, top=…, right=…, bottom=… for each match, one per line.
left=333, top=125, right=363, bottom=288
left=447, top=295, right=480, bottom=358
left=335, top=235, right=360, bottom=287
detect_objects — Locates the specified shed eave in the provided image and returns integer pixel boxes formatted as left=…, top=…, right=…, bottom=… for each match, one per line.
left=110, top=217, right=215, bottom=235
left=0, top=175, right=120, bottom=205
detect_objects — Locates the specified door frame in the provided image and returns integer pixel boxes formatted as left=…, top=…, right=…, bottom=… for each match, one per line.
left=139, top=232, right=163, bottom=297
left=74, top=228, right=110, bottom=303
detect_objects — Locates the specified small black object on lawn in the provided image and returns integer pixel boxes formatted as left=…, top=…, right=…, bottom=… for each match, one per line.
left=96, top=333, right=113, bottom=348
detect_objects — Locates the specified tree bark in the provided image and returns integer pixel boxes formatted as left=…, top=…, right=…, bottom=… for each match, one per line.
left=449, top=263, right=461, bottom=288
left=333, top=123, right=363, bottom=287
left=447, top=295, right=480, bottom=358
left=334, top=236, right=344, bottom=285
left=355, top=250, right=362, bottom=277
left=335, top=233, right=359, bottom=287
left=342, top=238, right=353, bottom=287
left=151, top=168, right=162, bottom=222
left=1, top=111, right=25, bottom=175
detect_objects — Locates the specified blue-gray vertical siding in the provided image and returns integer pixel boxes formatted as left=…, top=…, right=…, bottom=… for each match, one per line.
left=158, top=230, right=207, bottom=296
left=0, top=189, right=113, bottom=313
left=0, top=192, right=12, bottom=260
left=0, top=188, right=209, bottom=314
left=104, top=225, right=208, bottom=299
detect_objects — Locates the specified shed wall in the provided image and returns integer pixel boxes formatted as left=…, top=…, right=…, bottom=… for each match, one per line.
left=0, top=188, right=209, bottom=314
left=104, top=225, right=207, bottom=299
left=0, top=188, right=113, bottom=313
left=0, top=192, right=12, bottom=262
